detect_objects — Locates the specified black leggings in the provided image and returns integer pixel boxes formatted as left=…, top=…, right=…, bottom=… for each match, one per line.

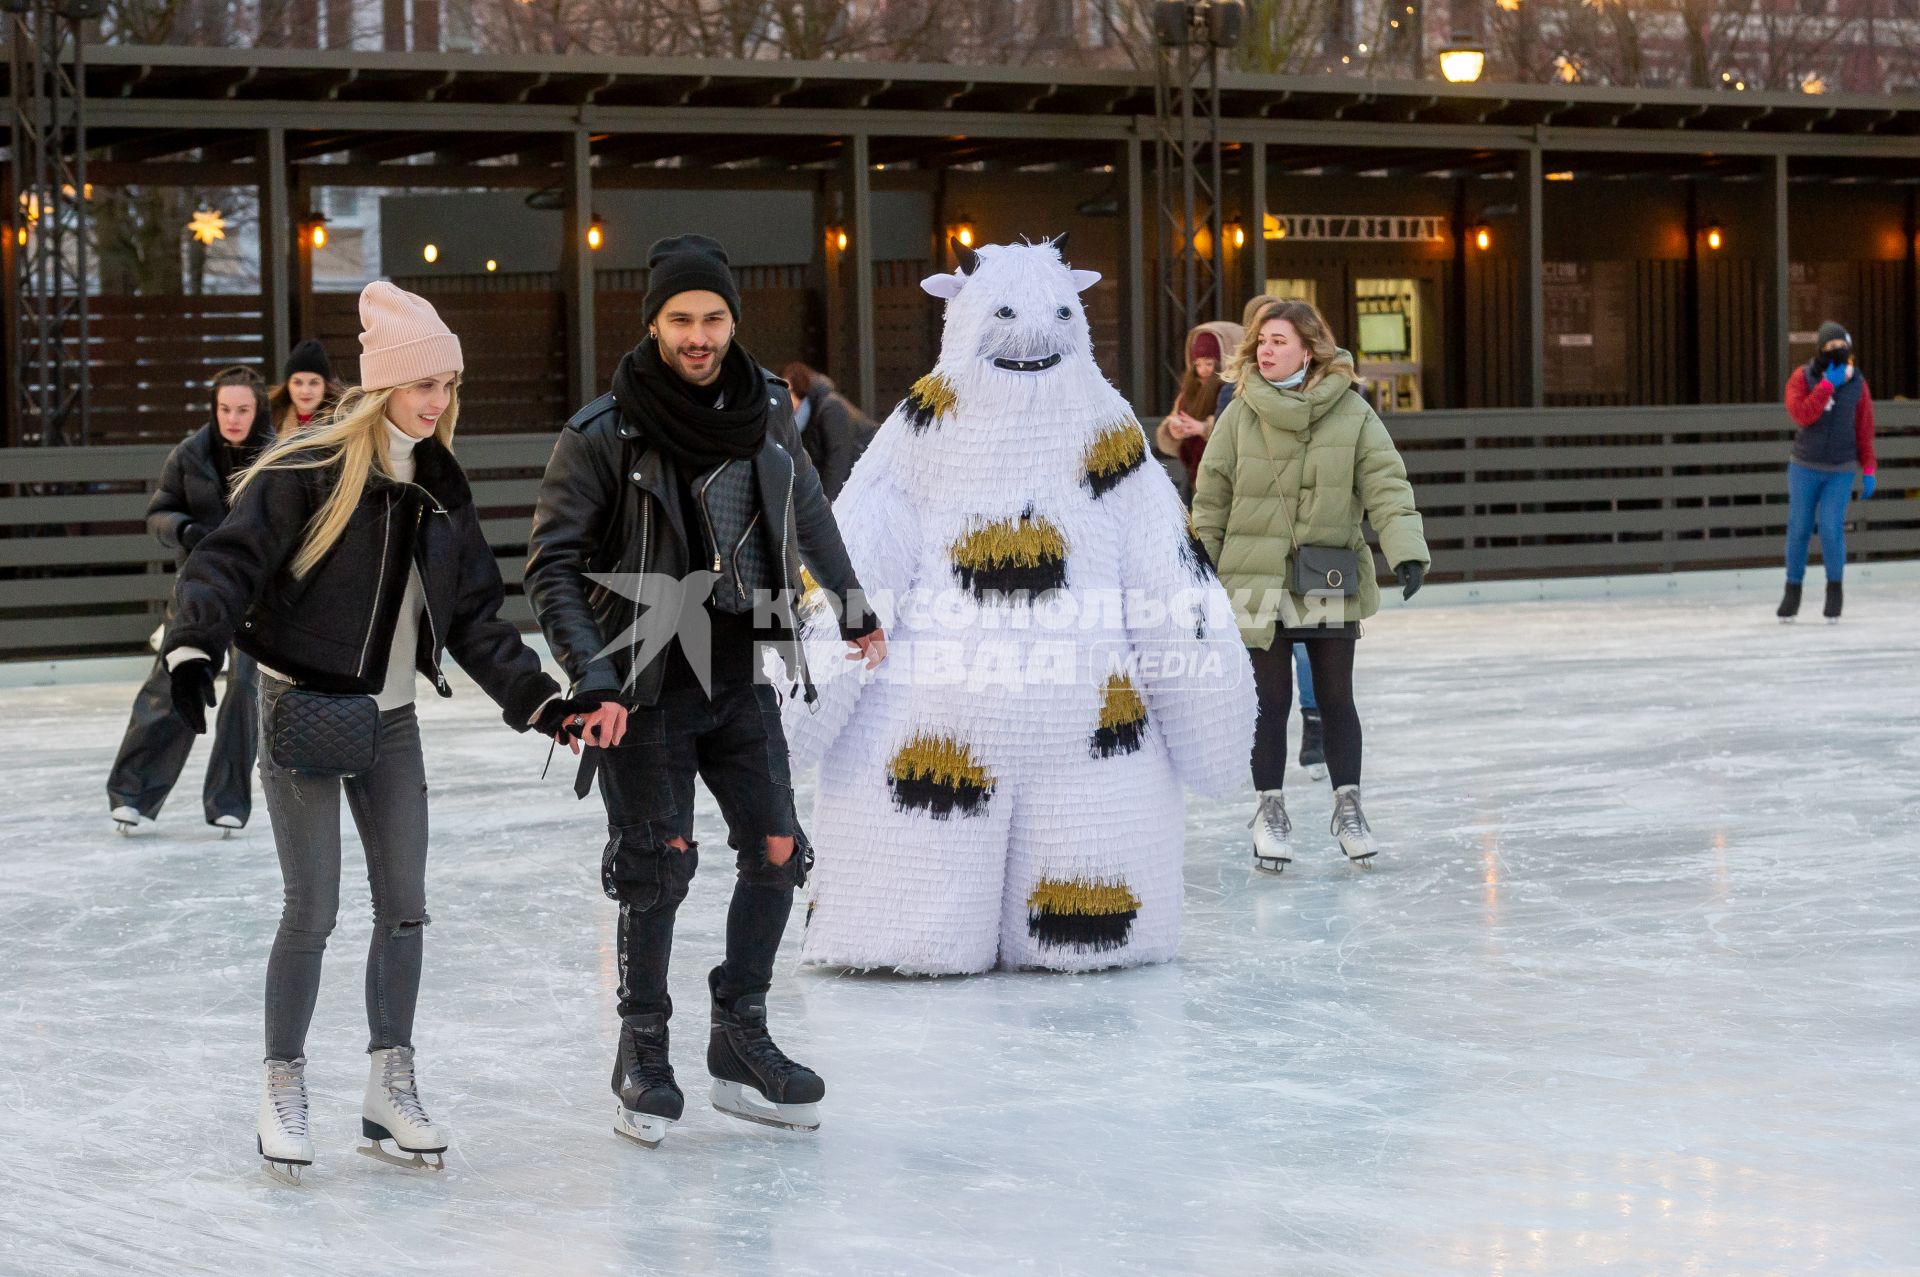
left=1249, top=637, right=1361, bottom=791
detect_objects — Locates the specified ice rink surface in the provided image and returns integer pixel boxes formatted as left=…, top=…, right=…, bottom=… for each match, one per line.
left=4, top=578, right=1917, bottom=1276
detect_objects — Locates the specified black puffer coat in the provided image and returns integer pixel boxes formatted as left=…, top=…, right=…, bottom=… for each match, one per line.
left=163, top=436, right=558, bottom=730
left=147, top=416, right=272, bottom=568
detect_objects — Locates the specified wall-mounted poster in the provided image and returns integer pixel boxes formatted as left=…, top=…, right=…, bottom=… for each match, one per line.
left=1543, top=261, right=1630, bottom=396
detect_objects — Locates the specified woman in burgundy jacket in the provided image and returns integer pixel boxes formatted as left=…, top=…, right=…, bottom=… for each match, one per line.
left=1779, top=321, right=1876, bottom=623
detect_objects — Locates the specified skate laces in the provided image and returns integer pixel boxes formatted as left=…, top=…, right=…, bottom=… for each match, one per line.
left=1248, top=793, right=1290, bottom=838
left=1332, top=789, right=1369, bottom=838
left=626, top=1026, right=677, bottom=1089
left=267, top=1060, right=310, bottom=1137
left=733, top=1009, right=806, bottom=1080
left=379, top=1047, right=432, bottom=1128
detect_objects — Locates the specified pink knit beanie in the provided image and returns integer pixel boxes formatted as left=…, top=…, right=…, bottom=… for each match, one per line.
left=357, top=281, right=463, bottom=391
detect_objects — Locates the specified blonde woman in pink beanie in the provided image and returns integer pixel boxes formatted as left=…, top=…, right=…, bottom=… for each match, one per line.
left=160, top=282, right=594, bottom=1184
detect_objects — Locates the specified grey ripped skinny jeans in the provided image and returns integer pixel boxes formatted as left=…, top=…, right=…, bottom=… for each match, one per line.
left=257, top=674, right=430, bottom=1062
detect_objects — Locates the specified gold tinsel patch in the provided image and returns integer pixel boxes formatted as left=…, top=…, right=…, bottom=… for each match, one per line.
left=1026, top=877, right=1143, bottom=918
left=1083, top=420, right=1147, bottom=481
left=949, top=513, right=1069, bottom=570
left=903, top=372, right=959, bottom=430
left=1097, top=674, right=1146, bottom=731
left=887, top=733, right=994, bottom=789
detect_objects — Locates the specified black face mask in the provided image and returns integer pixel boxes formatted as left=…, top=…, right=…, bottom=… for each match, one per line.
left=1824, top=345, right=1851, bottom=369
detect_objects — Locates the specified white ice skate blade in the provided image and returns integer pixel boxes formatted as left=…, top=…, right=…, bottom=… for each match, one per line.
left=710, top=1080, right=819, bottom=1132
left=1252, top=852, right=1291, bottom=874
left=256, top=1136, right=310, bottom=1186
left=613, top=1105, right=673, bottom=1148
left=1306, top=764, right=1328, bottom=781
left=261, top=1159, right=306, bottom=1186
left=356, top=1139, right=445, bottom=1171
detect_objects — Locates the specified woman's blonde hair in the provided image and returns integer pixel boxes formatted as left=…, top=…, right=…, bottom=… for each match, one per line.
left=232, top=378, right=459, bottom=579
left=1226, top=299, right=1356, bottom=394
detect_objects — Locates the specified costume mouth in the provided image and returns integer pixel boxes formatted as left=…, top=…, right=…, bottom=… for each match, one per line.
left=993, top=354, right=1062, bottom=373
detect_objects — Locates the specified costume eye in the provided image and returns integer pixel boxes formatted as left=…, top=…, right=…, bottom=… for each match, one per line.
left=995, top=306, right=1015, bottom=319
left=1056, top=306, right=1072, bottom=320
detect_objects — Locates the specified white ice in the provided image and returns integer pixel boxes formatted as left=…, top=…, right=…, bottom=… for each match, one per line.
left=3, top=574, right=1917, bottom=1275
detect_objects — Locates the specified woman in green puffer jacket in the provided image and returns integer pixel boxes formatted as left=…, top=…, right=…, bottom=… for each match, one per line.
left=1191, top=299, right=1429, bottom=874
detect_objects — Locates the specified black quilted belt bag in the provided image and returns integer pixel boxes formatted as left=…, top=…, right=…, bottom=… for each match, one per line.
left=268, top=687, right=380, bottom=778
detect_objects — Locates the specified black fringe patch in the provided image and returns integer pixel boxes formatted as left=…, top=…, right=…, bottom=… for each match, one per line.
left=1082, top=423, right=1148, bottom=498
left=1027, top=906, right=1137, bottom=952
left=887, top=774, right=993, bottom=819
left=954, top=559, right=1069, bottom=597
left=1089, top=717, right=1145, bottom=758
left=901, top=372, right=957, bottom=434
left=1179, top=531, right=1217, bottom=581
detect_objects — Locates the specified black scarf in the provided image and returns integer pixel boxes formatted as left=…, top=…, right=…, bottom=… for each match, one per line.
left=613, top=336, right=770, bottom=469
left=210, top=421, right=269, bottom=501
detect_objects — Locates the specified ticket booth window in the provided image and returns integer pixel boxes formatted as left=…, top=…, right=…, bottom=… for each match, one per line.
left=1355, top=277, right=1423, bottom=411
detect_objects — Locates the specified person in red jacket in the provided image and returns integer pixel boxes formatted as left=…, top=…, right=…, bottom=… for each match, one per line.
left=1779, top=321, right=1876, bottom=623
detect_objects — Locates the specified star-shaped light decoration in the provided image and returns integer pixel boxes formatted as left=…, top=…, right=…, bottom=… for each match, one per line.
left=188, top=208, right=227, bottom=246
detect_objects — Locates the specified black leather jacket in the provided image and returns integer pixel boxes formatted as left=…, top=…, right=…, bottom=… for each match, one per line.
left=163, top=436, right=559, bottom=730
left=526, top=378, right=872, bottom=708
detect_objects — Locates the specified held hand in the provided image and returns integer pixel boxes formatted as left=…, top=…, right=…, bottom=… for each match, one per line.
left=578, top=701, right=628, bottom=749
left=1862, top=473, right=1877, bottom=500
left=848, top=628, right=888, bottom=670
left=1395, top=561, right=1425, bottom=601
left=180, top=522, right=208, bottom=551
left=169, top=658, right=216, bottom=734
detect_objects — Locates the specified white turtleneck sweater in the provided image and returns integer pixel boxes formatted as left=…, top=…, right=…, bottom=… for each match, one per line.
left=375, top=420, right=427, bottom=711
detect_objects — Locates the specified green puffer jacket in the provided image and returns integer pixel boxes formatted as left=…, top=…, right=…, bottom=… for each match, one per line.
left=1191, top=355, right=1429, bottom=649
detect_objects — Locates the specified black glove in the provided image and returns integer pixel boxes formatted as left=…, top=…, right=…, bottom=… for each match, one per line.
left=169, top=657, right=217, bottom=734
left=533, top=691, right=617, bottom=740
left=180, top=522, right=208, bottom=551
left=1395, top=561, right=1425, bottom=601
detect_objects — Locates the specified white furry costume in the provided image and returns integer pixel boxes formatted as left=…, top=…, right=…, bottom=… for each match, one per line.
left=782, top=239, right=1256, bottom=974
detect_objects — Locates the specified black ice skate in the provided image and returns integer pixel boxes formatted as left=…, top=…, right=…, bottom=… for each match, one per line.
left=1823, top=581, right=1843, bottom=624
left=1297, top=708, right=1327, bottom=781
left=1776, top=582, right=1802, bottom=622
left=612, top=1013, right=683, bottom=1148
left=707, top=992, right=824, bottom=1132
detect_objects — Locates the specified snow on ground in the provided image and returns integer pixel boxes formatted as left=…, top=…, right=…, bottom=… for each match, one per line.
left=3, top=578, right=1917, bottom=1275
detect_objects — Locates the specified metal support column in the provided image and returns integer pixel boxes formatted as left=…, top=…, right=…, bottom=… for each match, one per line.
left=1518, top=145, right=1545, bottom=408
left=562, top=128, right=596, bottom=405
left=1121, top=135, right=1148, bottom=412
left=1765, top=152, right=1790, bottom=396
left=257, top=128, right=291, bottom=374
left=1238, top=139, right=1267, bottom=308
left=843, top=134, right=876, bottom=414
left=8, top=0, right=96, bottom=445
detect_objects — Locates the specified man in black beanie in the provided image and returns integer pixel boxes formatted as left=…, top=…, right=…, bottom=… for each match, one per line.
left=527, top=232, right=884, bottom=1149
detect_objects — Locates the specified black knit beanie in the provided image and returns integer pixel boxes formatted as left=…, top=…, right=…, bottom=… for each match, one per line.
left=1815, top=321, right=1851, bottom=350
left=283, top=338, right=333, bottom=382
left=643, top=234, right=741, bottom=326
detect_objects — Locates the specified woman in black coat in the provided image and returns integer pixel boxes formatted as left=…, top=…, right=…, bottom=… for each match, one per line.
left=162, top=284, right=596, bottom=1184
left=106, top=366, right=272, bottom=835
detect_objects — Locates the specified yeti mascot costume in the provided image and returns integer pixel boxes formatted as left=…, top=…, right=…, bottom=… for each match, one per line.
left=781, top=236, right=1256, bottom=975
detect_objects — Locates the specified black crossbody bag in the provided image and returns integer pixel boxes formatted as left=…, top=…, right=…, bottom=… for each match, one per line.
left=1255, top=419, right=1362, bottom=600
left=268, top=687, right=380, bottom=778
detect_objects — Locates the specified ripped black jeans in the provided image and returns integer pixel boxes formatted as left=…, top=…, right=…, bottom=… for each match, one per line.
left=597, top=681, right=810, bottom=1021
left=258, top=675, right=430, bottom=1061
